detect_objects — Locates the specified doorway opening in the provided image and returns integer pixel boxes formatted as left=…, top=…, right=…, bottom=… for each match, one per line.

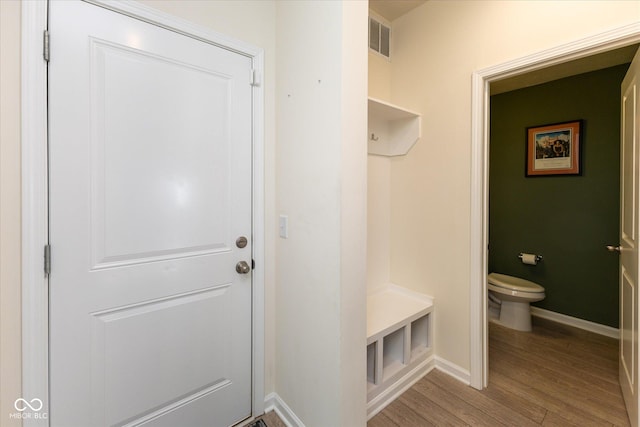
left=470, top=23, right=640, bottom=391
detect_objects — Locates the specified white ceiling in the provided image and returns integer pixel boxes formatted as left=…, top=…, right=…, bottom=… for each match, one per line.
left=369, top=0, right=426, bottom=21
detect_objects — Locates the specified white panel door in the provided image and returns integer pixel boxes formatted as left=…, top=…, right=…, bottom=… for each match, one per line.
left=620, top=48, right=640, bottom=427
left=48, top=2, right=253, bottom=426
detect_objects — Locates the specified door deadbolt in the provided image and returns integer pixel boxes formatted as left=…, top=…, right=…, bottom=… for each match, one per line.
left=236, top=261, right=251, bottom=274
left=236, top=236, right=248, bottom=248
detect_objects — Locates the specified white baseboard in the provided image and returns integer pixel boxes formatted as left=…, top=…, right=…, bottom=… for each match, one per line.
left=264, top=392, right=305, bottom=427
left=366, top=355, right=435, bottom=420
left=531, top=307, right=619, bottom=339
left=434, top=356, right=471, bottom=385
left=266, top=356, right=468, bottom=425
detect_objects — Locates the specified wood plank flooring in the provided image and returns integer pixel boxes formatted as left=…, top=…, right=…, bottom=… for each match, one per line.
left=368, top=317, right=630, bottom=427
left=256, top=411, right=288, bottom=427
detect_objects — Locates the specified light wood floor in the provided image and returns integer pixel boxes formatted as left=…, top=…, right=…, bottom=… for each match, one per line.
left=256, top=411, right=288, bottom=427
left=368, top=317, right=630, bottom=427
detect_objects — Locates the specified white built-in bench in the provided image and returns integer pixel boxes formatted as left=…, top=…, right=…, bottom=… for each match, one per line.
left=366, top=285, right=434, bottom=418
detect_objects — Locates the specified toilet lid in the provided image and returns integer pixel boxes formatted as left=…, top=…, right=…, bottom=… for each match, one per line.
left=488, top=273, right=544, bottom=293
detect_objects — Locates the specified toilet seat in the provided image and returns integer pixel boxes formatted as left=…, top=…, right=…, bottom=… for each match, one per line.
left=488, top=272, right=544, bottom=293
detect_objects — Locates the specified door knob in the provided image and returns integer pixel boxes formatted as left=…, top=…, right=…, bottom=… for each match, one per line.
left=606, top=245, right=622, bottom=253
left=236, top=261, right=251, bottom=274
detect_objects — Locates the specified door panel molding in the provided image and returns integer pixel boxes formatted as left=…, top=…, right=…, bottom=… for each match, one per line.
left=21, top=1, right=265, bottom=424
left=621, top=266, right=635, bottom=387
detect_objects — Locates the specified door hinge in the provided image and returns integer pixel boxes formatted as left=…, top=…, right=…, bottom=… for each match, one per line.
left=43, top=30, right=50, bottom=62
left=250, top=69, right=260, bottom=87
left=44, top=244, right=51, bottom=276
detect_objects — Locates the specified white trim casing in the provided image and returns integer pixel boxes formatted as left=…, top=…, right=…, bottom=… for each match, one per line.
left=251, top=48, right=266, bottom=416
left=469, top=69, right=489, bottom=391
left=21, top=2, right=49, bottom=424
left=22, top=0, right=266, bottom=423
left=470, top=22, right=640, bottom=390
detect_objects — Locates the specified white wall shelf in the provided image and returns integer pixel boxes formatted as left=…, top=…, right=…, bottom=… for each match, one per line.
left=368, top=97, right=421, bottom=156
left=366, top=285, right=434, bottom=417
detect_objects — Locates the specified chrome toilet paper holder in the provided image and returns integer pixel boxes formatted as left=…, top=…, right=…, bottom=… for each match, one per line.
left=518, top=253, right=543, bottom=262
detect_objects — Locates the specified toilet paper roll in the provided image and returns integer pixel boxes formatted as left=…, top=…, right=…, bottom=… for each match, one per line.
left=521, top=253, right=538, bottom=265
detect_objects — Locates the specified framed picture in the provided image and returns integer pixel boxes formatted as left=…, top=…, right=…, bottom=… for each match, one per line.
left=526, top=120, right=582, bottom=176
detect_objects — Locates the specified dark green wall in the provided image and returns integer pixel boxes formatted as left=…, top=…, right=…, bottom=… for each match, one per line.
left=489, top=64, right=629, bottom=328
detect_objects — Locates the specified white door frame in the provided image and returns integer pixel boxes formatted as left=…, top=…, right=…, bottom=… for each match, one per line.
left=469, top=22, right=640, bottom=390
left=21, top=1, right=266, bottom=424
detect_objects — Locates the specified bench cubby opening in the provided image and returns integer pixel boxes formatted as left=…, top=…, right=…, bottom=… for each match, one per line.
left=366, top=285, right=434, bottom=417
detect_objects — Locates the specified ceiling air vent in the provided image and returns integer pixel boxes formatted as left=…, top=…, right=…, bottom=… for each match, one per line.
left=369, top=16, right=390, bottom=59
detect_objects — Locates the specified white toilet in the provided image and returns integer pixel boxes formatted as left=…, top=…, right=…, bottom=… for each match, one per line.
left=487, top=272, right=545, bottom=332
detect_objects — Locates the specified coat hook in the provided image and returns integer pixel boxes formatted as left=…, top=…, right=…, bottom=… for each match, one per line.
left=370, top=133, right=379, bottom=141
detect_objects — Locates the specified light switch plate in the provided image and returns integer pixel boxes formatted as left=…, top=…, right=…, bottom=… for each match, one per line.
left=279, top=215, right=288, bottom=238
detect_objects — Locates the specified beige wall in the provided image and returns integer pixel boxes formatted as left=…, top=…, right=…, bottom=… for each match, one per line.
left=387, top=0, right=640, bottom=371
left=275, top=1, right=367, bottom=424
left=338, top=2, right=368, bottom=424
left=1, top=0, right=23, bottom=425
left=367, top=53, right=392, bottom=293
left=368, top=52, right=391, bottom=101
left=366, top=153, right=391, bottom=293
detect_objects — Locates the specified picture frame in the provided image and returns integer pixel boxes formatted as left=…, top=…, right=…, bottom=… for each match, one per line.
left=526, top=120, right=582, bottom=176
